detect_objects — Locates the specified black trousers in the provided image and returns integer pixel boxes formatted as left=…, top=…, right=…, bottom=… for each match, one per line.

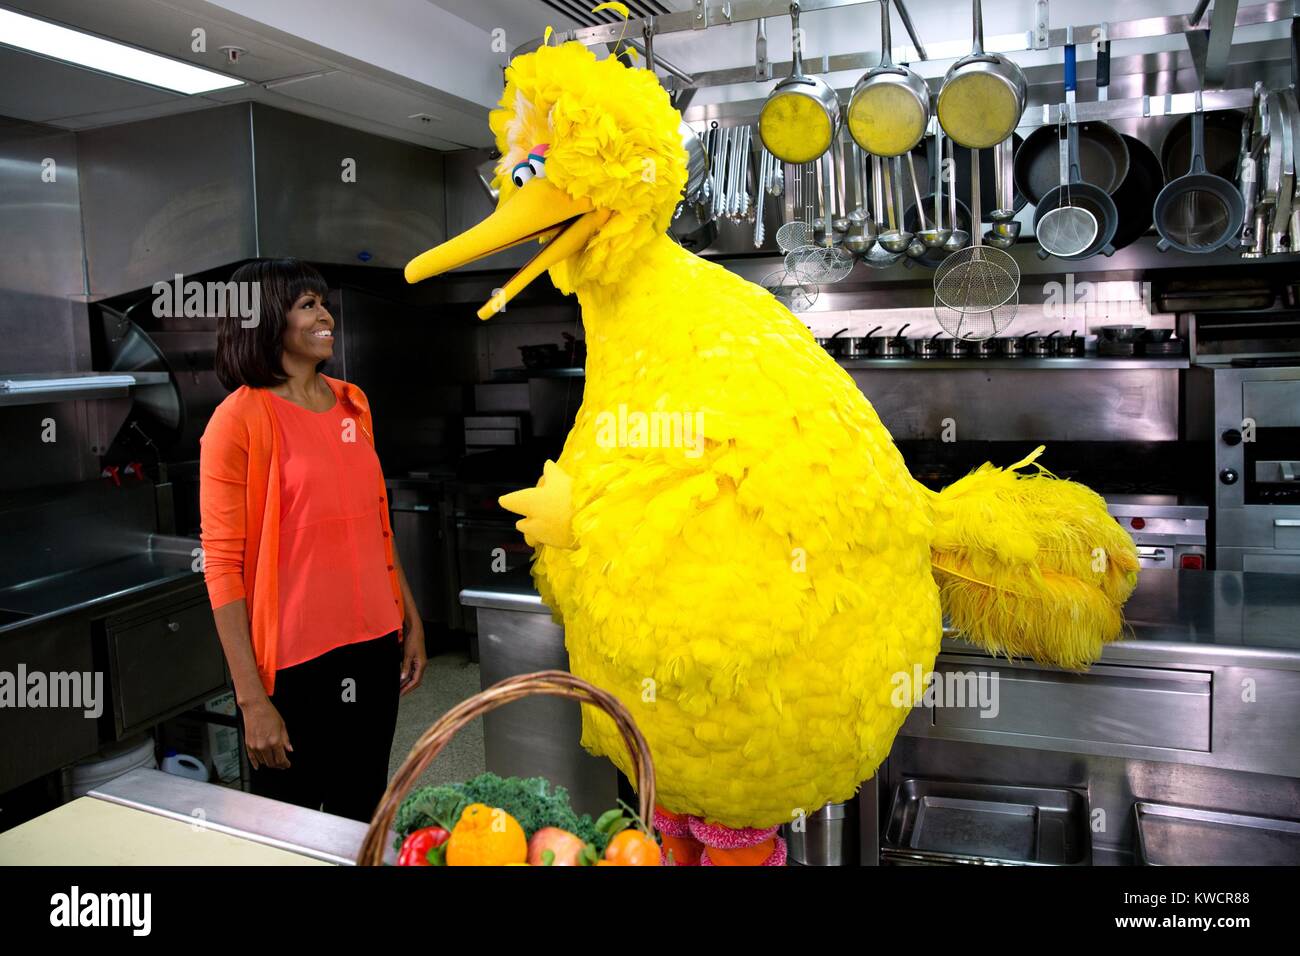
left=244, top=632, right=402, bottom=823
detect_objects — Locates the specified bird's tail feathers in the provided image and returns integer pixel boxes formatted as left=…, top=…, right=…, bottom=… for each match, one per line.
left=926, top=446, right=1140, bottom=669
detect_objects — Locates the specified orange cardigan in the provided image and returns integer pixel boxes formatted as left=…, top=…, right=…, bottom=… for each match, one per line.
left=199, top=375, right=402, bottom=695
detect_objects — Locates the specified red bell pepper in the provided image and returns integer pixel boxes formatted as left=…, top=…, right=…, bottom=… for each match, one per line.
left=397, top=826, right=450, bottom=866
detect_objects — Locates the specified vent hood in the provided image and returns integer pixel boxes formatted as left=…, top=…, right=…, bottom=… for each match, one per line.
left=77, top=101, right=446, bottom=298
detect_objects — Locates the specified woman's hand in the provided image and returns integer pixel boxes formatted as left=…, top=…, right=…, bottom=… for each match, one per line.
left=400, top=617, right=427, bottom=696
left=241, top=697, right=293, bottom=769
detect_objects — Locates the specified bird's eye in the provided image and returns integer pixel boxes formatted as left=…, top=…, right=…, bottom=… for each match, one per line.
left=511, top=153, right=546, bottom=188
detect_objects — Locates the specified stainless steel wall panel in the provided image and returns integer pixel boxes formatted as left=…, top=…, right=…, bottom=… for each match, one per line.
left=847, top=368, right=1179, bottom=441
left=0, top=118, right=88, bottom=375
left=77, top=104, right=256, bottom=297
left=252, top=104, right=444, bottom=269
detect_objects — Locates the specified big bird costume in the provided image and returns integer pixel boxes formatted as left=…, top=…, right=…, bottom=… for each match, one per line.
left=405, top=41, right=1139, bottom=866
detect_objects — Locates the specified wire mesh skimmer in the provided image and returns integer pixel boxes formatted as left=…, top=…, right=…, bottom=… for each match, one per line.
left=1035, top=114, right=1099, bottom=258
left=761, top=268, right=819, bottom=313
left=786, top=149, right=855, bottom=284
left=776, top=162, right=812, bottom=253
left=933, top=146, right=1019, bottom=339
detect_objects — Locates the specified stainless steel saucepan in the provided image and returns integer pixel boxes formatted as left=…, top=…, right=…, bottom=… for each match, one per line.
left=759, top=1, right=841, bottom=163
left=937, top=0, right=1028, bottom=150
left=847, top=0, right=931, bottom=158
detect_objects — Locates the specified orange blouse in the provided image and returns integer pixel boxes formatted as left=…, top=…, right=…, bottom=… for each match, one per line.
left=268, top=390, right=402, bottom=669
left=199, top=376, right=404, bottom=695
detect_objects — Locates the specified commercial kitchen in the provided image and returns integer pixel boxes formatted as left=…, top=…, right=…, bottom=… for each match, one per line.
left=0, top=0, right=1298, bottom=872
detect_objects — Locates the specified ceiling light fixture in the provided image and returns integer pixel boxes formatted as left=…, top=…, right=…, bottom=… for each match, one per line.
left=0, top=8, right=244, bottom=95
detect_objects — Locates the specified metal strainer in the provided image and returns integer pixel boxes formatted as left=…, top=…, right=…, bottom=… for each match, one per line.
left=1036, top=114, right=1099, bottom=258
left=776, top=162, right=812, bottom=253
left=786, top=150, right=855, bottom=283
left=933, top=147, right=1018, bottom=339
left=762, top=268, right=819, bottom=313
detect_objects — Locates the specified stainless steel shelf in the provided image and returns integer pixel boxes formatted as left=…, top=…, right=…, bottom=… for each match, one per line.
left=0, top=371, right=171, bottom=407
left=838, top=356, right=1191, bottom=370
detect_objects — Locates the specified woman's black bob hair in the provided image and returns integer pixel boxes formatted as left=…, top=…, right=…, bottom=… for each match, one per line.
left=214, top=258, right=330, bottom=391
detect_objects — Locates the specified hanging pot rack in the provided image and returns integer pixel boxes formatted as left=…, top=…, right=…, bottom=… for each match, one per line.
left=514, top=0, right=1298, bottom=123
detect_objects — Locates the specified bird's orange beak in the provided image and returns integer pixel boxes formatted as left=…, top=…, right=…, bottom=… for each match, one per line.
left=404, top=177, right=608, bottom=320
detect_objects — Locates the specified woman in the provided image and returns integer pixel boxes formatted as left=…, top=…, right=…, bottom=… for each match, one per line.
left=199, top=258, right=426, bottom=822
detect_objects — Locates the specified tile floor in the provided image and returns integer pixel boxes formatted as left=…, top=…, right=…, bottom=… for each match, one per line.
left=387, top=650, right=486, bottom=788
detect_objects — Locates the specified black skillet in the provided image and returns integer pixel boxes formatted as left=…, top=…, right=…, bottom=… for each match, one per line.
left=1033, top=117, right=1119, bottom=260
left=1109, top=133, right=1165, bottom=250
left=1014, top=38, right=1129, bottom=203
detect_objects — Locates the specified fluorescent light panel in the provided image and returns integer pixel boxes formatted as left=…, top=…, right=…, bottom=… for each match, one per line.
left=0, top=8, right=244, bottom=95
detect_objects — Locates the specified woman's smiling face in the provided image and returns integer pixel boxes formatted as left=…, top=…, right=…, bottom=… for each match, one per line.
left=281, top=288, right=334, bottom=365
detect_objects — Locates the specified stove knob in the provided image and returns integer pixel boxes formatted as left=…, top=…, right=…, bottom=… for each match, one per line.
left=1222, top=429, right=1243, bottom=446
left=1220, top=468, right=1239, bottom=486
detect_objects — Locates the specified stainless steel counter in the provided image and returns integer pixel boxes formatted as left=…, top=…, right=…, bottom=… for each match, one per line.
left=87, top=767, right=392, bottom=865
left=461, top=569, right=1300, bottom=864
left=0, top=537, right=200, bottom=633
left=464, top=570, right=1300, bottom=671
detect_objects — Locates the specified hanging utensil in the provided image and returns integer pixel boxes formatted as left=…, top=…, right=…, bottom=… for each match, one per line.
left=762, top=268, right=818, bottom=313
left=847, top=0, right=931, bottom=157
left=942, top=135, right=970, bottom=252
left=905, top=151, right=935, bottom=255
left=776, top=162, right=813, bottom=252
left=759, top=1, right=841, bottom=164
left=1154, top=91, right=1246, bottom=254
left=986, top=134, right=1021, bottom=248
left=1034, top=105, right=1118, bottom=260
left=933, top=147, right=1019, bottom=340
left=787, top=152, right=855, bottom=283
left=1272, top=87, right=1298, bottom=253
left=928, top=127, right=951, bottom=248
left=843, top=143, right=877, bottom=255
left=864, top=154, right=906, bottom=268
left=937, top=0, right=1027, bottom=150
left=1036, top=113, right=1099, bottom=258
left=877, top=156, right=913, bottom=253
left=1013, top=30, right=1128, bottom=204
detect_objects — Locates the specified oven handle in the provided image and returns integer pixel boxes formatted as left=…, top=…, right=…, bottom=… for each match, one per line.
left=1275, top=519, right=1300, bottom=527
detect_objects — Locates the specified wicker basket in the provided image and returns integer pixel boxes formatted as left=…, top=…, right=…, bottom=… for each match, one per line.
left=357, top=669, right=656, bottom=865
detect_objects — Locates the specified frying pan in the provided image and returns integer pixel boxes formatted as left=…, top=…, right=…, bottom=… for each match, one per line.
left=1161, top=108, right=1246, bottom=183
left=1154, top=97, right=1245, bottom=254
left=1108, top=134, right=1164, bottom=251
left=1013, top=37, right=1129, bottom=203
left=1033, top=118, right=1118, bottom=260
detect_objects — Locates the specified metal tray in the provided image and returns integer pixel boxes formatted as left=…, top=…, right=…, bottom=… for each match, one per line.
left=882, top=779, right=1091, bottom=866
left=1135, top=802, right=1300, bottom=866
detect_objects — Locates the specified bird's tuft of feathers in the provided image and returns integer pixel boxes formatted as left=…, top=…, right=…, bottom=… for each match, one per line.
left=927, top=447, right=1140, bottom=669
left=487, top=42, right=687, bottom=291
